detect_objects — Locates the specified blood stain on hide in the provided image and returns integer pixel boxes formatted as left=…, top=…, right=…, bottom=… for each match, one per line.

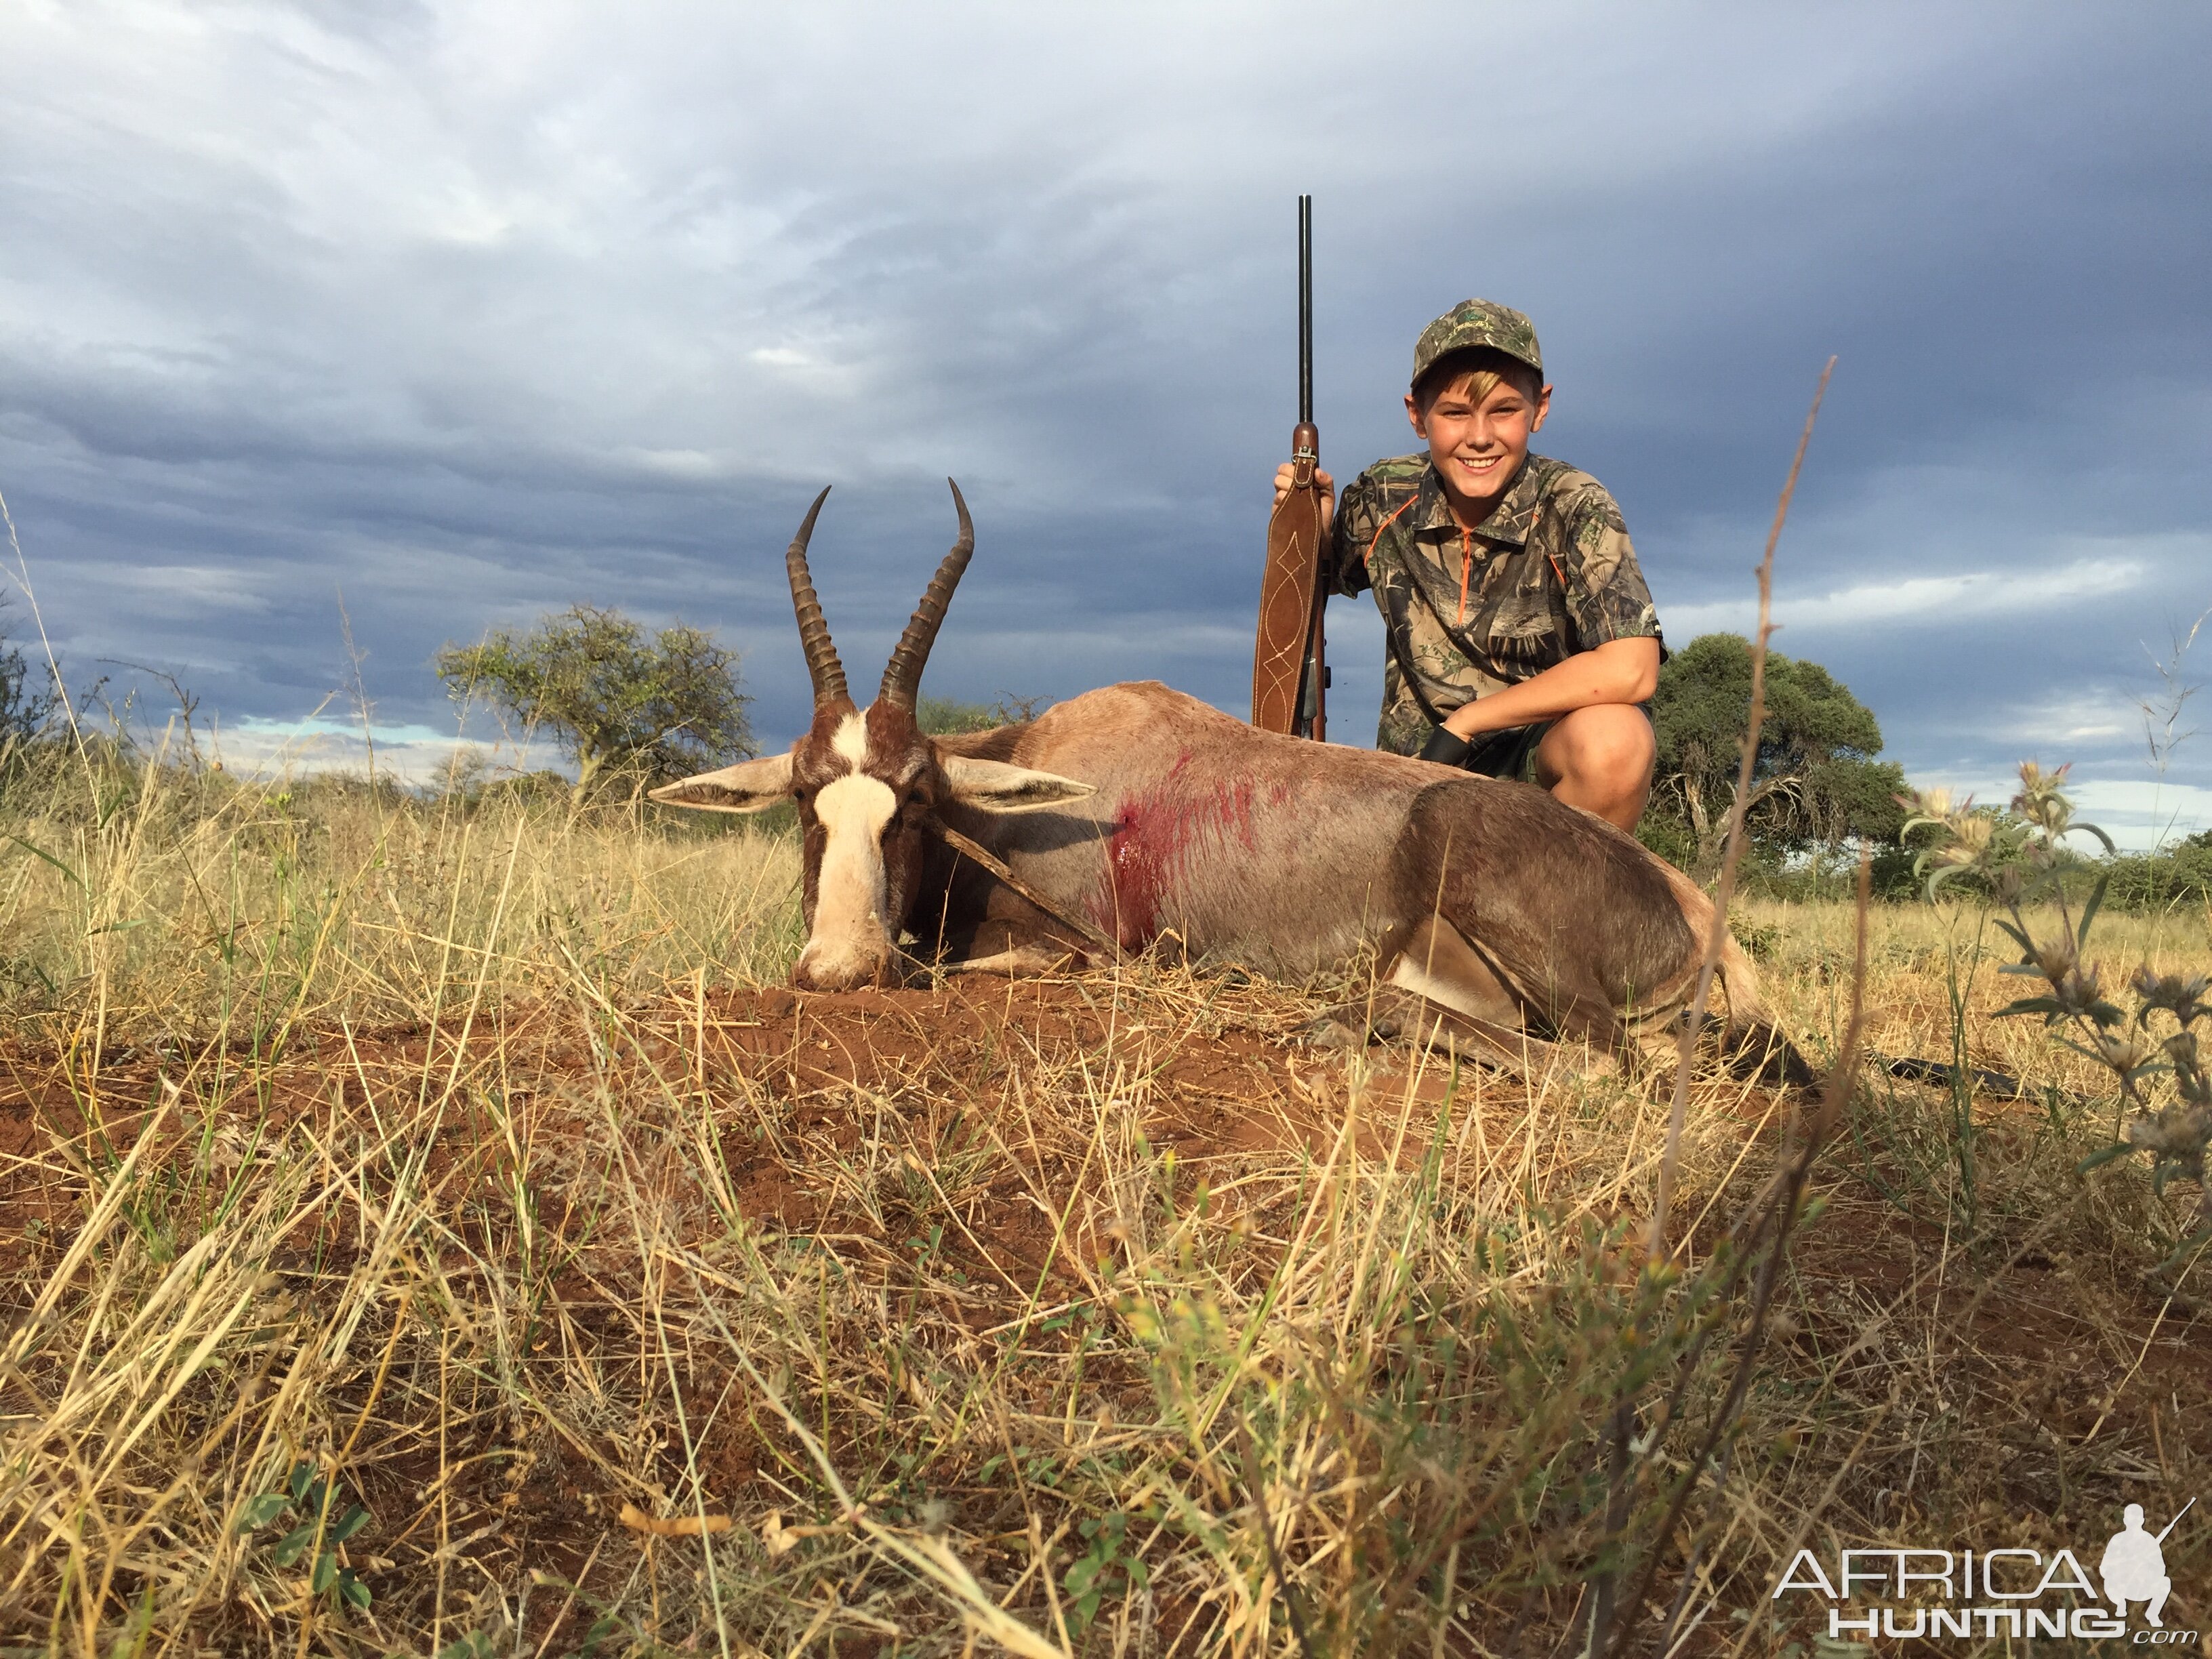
left=1096, top=752, right=1267, bottom=947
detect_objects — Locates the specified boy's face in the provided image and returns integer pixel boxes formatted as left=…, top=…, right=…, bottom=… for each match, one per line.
left=1405, top=370, right=1552, bottom=511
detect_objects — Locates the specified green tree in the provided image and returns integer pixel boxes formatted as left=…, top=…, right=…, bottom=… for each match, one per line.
left=435, top=605, right=753, bottom=800
left=1645, top=632, right=1906, bottom=874
left=916, top=693, right=1045, bottom=736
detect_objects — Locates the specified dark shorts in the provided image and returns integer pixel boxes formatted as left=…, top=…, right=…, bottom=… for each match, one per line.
left=1447, top=703, right=1656, bottom=783
left=1458, top=721, right=1551, bottom=781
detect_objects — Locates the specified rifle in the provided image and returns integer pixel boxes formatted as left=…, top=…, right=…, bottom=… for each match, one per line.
left=1251, top=194, right=1329, bottom=739
left=2156, top=1496, right=2196, bottom=1544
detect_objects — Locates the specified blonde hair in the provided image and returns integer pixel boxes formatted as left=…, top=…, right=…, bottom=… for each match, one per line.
left=1414, top=348, right=1542, bottom=413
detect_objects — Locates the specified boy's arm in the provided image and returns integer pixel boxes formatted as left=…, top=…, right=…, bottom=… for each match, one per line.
left=1555, top=477, right=1664, bottom=655
left=1435, top=638, right=1660, bottom=738
left=1322, top=468, right=1379, bottom=597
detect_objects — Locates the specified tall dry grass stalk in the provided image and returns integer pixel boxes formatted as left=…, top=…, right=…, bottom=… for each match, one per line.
left=1646, top=354, right=1835, bottom=1270
left=1590, top=357, right=1832, bottom=1658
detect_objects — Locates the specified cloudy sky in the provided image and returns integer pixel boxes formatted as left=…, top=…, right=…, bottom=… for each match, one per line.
left=4, top=2, right=2209, bottom=842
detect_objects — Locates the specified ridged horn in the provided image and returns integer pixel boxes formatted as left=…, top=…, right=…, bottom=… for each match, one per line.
left=784, top=487, right=847, bottom=707
left=878, top=478, right=974, bottom=710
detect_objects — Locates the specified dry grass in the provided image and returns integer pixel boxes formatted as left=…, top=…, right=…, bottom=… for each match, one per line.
left=1, top=753, right=2207, bottom=1656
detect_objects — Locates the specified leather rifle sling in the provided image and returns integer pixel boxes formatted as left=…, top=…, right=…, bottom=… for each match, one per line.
left=1252, top=457, right=1324, bottom=733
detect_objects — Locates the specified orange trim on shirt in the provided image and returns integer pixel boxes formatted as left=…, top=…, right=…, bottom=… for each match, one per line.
left=1367, top=493, right=1554, bottom=631
left=1363, top=493, right=1420, bottom=567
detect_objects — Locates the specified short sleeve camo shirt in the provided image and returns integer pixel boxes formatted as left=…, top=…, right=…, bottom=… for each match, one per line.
left=1330, top=452, right=1664, bottom=754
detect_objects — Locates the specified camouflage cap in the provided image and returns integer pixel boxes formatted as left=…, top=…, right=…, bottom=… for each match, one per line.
left=1412, top=299, right=1544, bottom=390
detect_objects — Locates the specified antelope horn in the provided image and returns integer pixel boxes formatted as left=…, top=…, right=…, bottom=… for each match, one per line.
left=879, top=478, right=974, bottom=710
left=784, top=487, right=848, bottom=708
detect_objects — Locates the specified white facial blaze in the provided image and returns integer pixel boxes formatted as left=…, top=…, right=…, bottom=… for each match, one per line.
left=831, top=710, right=869, bottom=768
left=797, top=772, right=899, bottom=983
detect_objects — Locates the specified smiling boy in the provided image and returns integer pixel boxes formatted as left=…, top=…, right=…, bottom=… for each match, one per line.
left=1272, top=300, right=1663, bottom=832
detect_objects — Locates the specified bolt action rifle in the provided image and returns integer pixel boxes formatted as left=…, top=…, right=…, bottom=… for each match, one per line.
left=1250, top=194, right=1329, bottom=739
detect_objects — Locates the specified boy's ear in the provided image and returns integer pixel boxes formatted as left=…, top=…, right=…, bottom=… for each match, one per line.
left=1528, top=383, right=1553, bottom=432
left=1404, top=390, right=1427, bottom=440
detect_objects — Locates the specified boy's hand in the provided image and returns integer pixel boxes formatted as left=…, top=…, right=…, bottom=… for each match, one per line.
left=1271, top=463, right=1335, bottom=536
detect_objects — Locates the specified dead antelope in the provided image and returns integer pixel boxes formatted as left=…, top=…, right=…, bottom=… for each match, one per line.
left=652, top=484, right=1807, bottom=1082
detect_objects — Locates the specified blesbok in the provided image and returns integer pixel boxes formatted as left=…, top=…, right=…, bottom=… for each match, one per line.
left=651, top=483, right=1806, bottom=1080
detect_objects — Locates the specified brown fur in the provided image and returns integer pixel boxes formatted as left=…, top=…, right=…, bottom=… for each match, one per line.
left=913, top=682, right=1809, bottom=1082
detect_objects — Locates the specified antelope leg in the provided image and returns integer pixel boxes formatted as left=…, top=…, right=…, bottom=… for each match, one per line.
left=1307, top=916, right=1615, bottom=1080
left=1383, top=916, right=1523, bottom=1023
left=1311, top=985, right=1605, bottom=1081
left=1390, top=988, right=1612, bottom=1079
left=941, top=945, right=1082, bottom=977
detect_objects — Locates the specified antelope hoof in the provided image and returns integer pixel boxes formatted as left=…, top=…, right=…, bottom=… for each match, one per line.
left=1302, top=1008, right=1397, bottom=1048
left=1301, top=1017, right=1363, bottom=1050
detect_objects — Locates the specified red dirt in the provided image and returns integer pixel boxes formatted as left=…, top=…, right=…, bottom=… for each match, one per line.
left=3, top=978, right=2206, bottom=1651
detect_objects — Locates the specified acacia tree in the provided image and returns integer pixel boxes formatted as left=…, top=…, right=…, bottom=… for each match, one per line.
left=1646, top=632, right=1905, bottom=873
left=435, top=605, right=753, bottom=800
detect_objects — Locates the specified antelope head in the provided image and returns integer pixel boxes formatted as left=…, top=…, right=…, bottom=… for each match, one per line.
left=649, top=481, right=1092, bottom=989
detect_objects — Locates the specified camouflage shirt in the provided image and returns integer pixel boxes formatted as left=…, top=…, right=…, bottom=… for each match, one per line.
left=1330, top=452, right=1664, bottom=754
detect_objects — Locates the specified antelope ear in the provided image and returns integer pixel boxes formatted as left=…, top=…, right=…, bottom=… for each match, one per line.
left=941, top=755, right=1095, bottom=813
left=649, top=754, right=795, bottom=813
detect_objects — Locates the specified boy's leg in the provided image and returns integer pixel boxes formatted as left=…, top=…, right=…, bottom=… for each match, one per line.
left=1534, top=704, right=1654, bottom=832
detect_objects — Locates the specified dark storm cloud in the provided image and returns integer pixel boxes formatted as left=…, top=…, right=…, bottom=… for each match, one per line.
left=1, top=2, right=2207, bottom=836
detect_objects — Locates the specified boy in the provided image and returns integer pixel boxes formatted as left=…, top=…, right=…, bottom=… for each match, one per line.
left=1272, top=300, right=1662, bottom=832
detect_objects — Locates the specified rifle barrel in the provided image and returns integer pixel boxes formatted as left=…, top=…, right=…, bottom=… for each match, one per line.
left=1297, top=194, right=1312, bottom=427
left=2156, top=1494, right=2196, bottom=1543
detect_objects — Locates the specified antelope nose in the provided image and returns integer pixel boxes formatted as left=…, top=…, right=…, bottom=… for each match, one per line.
left=790, top=954, right=840, bottom=993
left=791, top=947, right=890, bottom=994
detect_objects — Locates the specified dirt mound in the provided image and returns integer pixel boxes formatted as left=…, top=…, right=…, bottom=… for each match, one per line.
left=0, top=972, right=1443, bottom=1284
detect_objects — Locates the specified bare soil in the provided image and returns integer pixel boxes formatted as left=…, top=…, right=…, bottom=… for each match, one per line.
left=5, top=977, right=2206, bottom=1652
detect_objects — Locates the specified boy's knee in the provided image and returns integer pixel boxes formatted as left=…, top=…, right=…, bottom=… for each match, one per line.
left=1544, top=705, right=1654, bottom=790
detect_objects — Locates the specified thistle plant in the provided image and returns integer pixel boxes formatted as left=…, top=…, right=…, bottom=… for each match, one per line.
left=1904, top=762, right=2211, bottom=1238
